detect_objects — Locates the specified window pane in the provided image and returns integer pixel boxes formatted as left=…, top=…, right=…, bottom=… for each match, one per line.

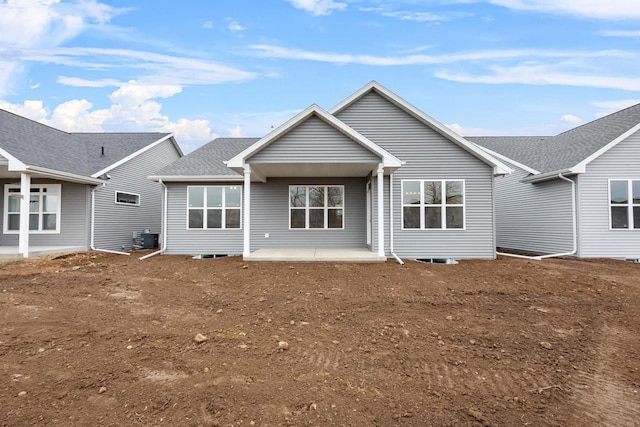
left=43, top=195, right=58, bottom=212
left=43, top=214, right=57, bottom=230
left=633, top=181, right=640, bottom=204
left=424, top=181, right=442, bottom=204
left=446, top=206, right=464, bottom=228
left=610, top=181, right=628, bottom=204
left=207, top=209, right=222, bottom=228
left=29, top=213, right=38, bottom=230
left=634, top=207, right=640, bottom=229
left=327, top=186, right=343, bottom=207
left=29, top=195, right=39, bottom=213
left=291, top=209, right=305, bottom=228
left=403, top=207, right=420, bottom=228
left=116, top=192, right=138, bottom=204
left=425, top=207, right=442, bottom=229
left=189, top=209, right=203, bottom=228
left=328, top=209, right=343, bottom=228
left=403, top=181, right=420, bottom=205
left=206, top=187, right=222, bottom=208
left=226, top=186, right=241, bottom=208
left=309, top=208, right=324, bottom=228
left=226, top=209, right=240, bottom=228
left=188, top=187, right=204, bottom=208
left=309, top=187, right=325, bottom=208
left=42, top=186, right=57, bottom=194
left=290, top=187, right=306, bottom=207
left=446, top=181, right=464, bottom=204
left=611, top=206, right=628, bottom=228
left=8, top=214, right=19, bottom=230
left=8, top=188, right=19, bottom=193
left=8, top=195, right=20, bottom=213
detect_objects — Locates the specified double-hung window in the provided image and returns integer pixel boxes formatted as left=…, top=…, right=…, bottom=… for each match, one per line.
left=402, top=180, right=464, bottom=229
left=187, top=186, right=241, bottom=229
left=609, top=179, right=640, bottom=229
left=289, top=185, right=344, bottom=229
left=3, top=184, right=61, bottom=233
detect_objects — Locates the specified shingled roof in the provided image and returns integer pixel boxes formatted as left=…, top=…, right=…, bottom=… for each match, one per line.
left=152, top=138, right=259, bottom=178
left=469, top=102, right=640, bottom=175
left=0, top=109, right=173, bottom=178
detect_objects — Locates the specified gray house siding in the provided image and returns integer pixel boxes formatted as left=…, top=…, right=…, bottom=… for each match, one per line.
left=93, top=138, right=181, bottom=251
left=0, top=179, right=89, bottom=248
left=492, top=162, right=575, bottom=254
left=337, top=91, right=496, bottom=259
left=163, top=182, right=244, bottom=255
left=577, top=130, right=640, bottom=258
left=250, top=177, right=367, bottom=251
left=248, top=116, right=380, bottom=163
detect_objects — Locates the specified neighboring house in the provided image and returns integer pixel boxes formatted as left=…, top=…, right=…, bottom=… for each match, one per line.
left=151, top=81, right=510, bottom=261
left=470, top=102, right=640, bottom=259
left=0, top=109, right=183, bottom=258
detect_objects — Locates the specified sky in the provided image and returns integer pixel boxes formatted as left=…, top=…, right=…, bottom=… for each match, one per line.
left=1, top=0, right=639, bottom=153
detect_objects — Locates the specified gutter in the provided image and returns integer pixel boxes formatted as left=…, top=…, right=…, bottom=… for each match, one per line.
left=522, top=166, right=584, bottom=184
left=90, top=184, right=131, bottom=256
left=497, top=173, right=577, bottom=260
left=139, top=179, right=168, bottom=260
left=389, top=173, right=404, bottom=265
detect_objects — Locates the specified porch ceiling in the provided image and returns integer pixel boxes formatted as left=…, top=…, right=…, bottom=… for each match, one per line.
left=248, top=162, right=378, bottom=179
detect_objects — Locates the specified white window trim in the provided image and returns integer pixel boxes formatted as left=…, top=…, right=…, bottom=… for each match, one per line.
left=3, top=184, right=62, bottom=234
left=608, top=178, right=640, bottom=230
left=186, top=185, right=242, bottom=230
left=288, top=185, right=346, bottom=230
left=114, top=191, right=140, bottom=206
left=400, top=179, right=466, bottom=231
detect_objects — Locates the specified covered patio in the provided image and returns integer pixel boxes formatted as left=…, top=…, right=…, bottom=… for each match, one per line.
left=245, top=247, right=386, bottom=262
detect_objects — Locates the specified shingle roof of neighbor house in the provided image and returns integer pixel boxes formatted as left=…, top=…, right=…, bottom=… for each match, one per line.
left=469, top=102, right=640, bottom=174
left=0, top=109, right=172, bottom=178
left=153, top=138, right=259, bottom=177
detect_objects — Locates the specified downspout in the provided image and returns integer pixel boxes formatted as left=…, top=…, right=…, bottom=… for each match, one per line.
left=389, top=173, right=404, bottom=265
left=139, top=179, right=167, bottom=260
left=90, top=183, right=131, bottom=256
left=496, top=173, right=577, bottom=260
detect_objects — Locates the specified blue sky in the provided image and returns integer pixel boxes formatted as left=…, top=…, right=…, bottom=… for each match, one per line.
left=1, top=0, right=639, bottom=152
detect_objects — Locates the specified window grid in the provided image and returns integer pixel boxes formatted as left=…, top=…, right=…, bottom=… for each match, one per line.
left=187, top=186, right=242, bottom=230
left=401, top=180, right=465, bottom=230
left=609, top=179, right=640, bottom=230
left=289, top=185, right=344, bottom=230
left=3, top=184, right=61, bottom=234
left=115, top=191, right=140, bottom=206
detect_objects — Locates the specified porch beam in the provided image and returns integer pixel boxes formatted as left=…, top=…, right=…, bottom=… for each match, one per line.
left=243, top=164, right=251, bottom=258
left=376, top=164, right=385, bottom=258
left=18, top=172, right=31, bottom=258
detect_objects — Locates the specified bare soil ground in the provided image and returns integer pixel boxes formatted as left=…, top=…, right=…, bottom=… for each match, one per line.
left=1, top=253, right=639, bottom=426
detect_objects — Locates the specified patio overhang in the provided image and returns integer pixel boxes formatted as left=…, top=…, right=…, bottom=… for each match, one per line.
left=243, top=161, right=390, bottom=182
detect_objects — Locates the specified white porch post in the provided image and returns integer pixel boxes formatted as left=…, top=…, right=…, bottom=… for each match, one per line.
left=376, top=163, right=385, bottom=257
left=18, top=172, right=31, bottom=258
left=243, top=164, right=251, bottom=258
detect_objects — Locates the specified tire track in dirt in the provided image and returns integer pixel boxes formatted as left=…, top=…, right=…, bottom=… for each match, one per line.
left=568, top=325, right=640, bottom=426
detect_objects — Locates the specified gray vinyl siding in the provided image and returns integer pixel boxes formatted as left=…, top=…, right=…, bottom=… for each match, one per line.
left=250, top=177, right=367, bottom=250
left=163, top=182, right=243, bottom=255
left=337, top=91, right=495, bottom=259
left=0, top=179, right=89, bottom=248
left=93, top=139, right=181, bottom=251
left=492, top=162, right=575, bottom=254
left=248, top=116, right=380, bottom=163
left=576, top=130, right=640, bottom=258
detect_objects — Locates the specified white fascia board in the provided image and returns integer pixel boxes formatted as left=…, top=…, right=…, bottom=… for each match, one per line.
left=0, top=147, right=27, bottom=170
left=330, top=81, right=511, bottom=175
left=521, top=167, right=583, bottom=184
left=227, top=104, right=403, bottom=170
left=26, top=165, right=104, bottom=185
left=148, top=175, right=243, bottom=182
left=573, top=122, right=640, bottom=172
left=91, top=134, right=181, bottom=178
left=475, top=145, right=533, bottom=174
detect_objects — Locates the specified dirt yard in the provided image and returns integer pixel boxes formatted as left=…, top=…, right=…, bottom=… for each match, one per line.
left=1, top=253, right=639, bottom=426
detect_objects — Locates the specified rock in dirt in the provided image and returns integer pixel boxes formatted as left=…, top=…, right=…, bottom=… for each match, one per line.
left=540, top=341, right=553, bottom=350
left=468, top=406, right=485, bottom=422
left=278, top=341, right=289, bottom=351
left=18, top=391, right=27, bottom=397
left=194, top=333, right=208, bottom=343
left=98, top=386, right=107, bottom=394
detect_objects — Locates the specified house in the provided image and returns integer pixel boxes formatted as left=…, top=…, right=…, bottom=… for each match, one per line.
left=150, top=81, right=510, bottom=261
left=470, top=102, right=640, bottom=259
left=0, top=109, right=183, bottom=258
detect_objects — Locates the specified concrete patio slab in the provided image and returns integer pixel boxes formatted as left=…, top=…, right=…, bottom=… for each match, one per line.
left=245, top=248, right=386, bottom=263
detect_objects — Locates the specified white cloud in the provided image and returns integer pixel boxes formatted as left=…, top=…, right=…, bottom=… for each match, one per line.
left=50, top=98, right=105, bottom=132
left=0, top=99, right=48, bottom=122
left=599, top=30, right=640, bottom=37
left=230, top=126, right=243, bottom=137
left=108, top=82, right=182, bottom=108
left=227, top=19, right=246, bottom=32
left=590, top=99, right=640, bottom=117
left=202, top=20, right=214, bottom=29
left=560, top=114, right=583, bottom=125
left=58, top=76, right=124, bottom=87
left=446, top=123, right=506, bottom=136
left=484, top=0, right=640, bottom=20
left=284, top=0, right=347, bottom=16
left=435, top=64, right=640, bottom=91
left=360, top=7, right=467, bottom=22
